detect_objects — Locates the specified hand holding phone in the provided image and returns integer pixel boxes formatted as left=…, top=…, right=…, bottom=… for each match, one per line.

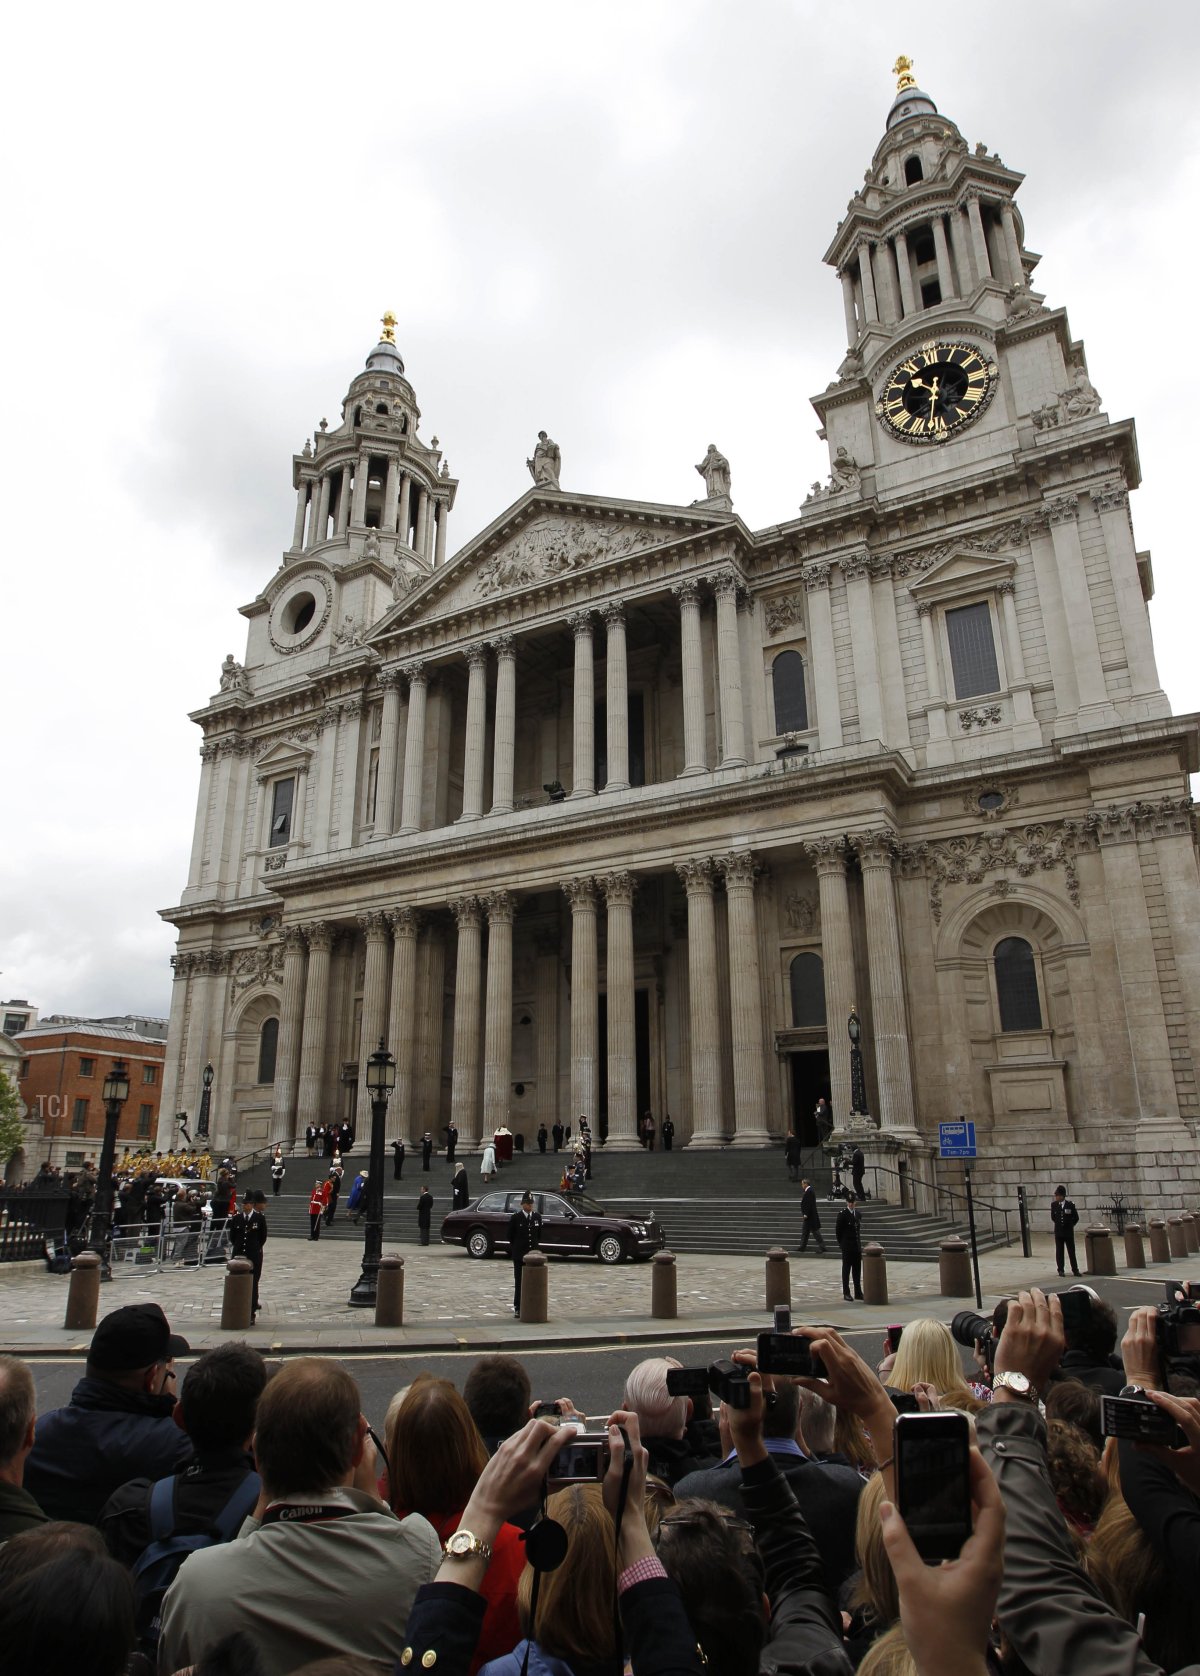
left=756, top=1331, right=826, bottom=1379
left=894, top=1411, right=973, bottom=1564
left=1100, top=1394, right=1188, bottom=1450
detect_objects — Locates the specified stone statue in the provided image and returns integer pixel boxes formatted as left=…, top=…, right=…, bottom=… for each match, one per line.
left=527, top=431, right=561, bottom=490
left=333, top=614, right=364, bottom=649
left=829, top=446, right=862, bottom=494
left=1062, top=366, right=1101, bottom=420
left=695, top=443, right=731, bottom=500
left=218, top=654, right=246, bottom=693
left=302, top=439, right=312, bottom=458
left=363, top=528, right=381, bottom=560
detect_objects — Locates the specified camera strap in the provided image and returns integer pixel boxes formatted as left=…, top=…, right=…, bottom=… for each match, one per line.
left=611, top=1427, right=633, bottom=1666
left=520, top=1491, right=568, bottom=1676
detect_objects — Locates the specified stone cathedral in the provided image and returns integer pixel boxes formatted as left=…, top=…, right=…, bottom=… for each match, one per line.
left=159, top=63, right=1200, bottom=1212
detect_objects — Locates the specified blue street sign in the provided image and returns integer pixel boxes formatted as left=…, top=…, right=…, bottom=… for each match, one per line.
left=939, top=1120, right=978, bottom=1159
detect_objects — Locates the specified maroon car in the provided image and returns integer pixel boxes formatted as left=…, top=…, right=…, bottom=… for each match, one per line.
left=440, top=1187, right=664, bottom=1264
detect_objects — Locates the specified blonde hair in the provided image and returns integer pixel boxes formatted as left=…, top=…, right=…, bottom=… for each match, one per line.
left=858, top=1624, right=917, bottom=1676
left=888, top=1318, right=983, bottom=1412
left=517, top=1484, right=616, bottom=1663
left=853, top=1472, right=899, bottom=1628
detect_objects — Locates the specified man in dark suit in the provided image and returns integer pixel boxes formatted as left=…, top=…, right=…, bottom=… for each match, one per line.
left=507, top=1190, right=542, bottom=1317
left=1051, top=1184, right=1081, bottom=1276
left=784, top=1131, right=801, bottom=1183
left=798, top=1178, right=825, bottom=1254
left=391, top=1137, right=405, bottom=1180
left=672, top=1379, right=864, bottom=1595
left=417, top=1186, right=433, bottom=1246
left=551, top=1120, right=564, bottom=1152
left=445, top=1122, right=458, bottom=1164
left=835, top=1193, right=863, bottom=1300
left=421, top=1132, right=433, bottom=1172
left=851, top=1144, right=866, bottom=1201
left=661, top=1116, right=674, bottom=1151
left=537, top=1124, right=548, bottom=1153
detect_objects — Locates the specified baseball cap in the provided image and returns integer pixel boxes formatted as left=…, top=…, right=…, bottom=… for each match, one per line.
left=89, top=1303, right=190, bottom=1372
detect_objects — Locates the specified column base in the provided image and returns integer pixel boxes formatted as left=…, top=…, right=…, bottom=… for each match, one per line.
left=676, top=765, right=708, bottom=779
left=686, top=1131, right=732, bottom=1149
left=604, top=780, right=630, bottom=794
left=718, top=757, right=747, bottom=770
left=730, top=1128, right=774, bottom=1147
left=603, top=1135, right=644, bottom=1151
left=491, top=802, right=514, bottom=817
left=568, top=787, right=595, bottom=800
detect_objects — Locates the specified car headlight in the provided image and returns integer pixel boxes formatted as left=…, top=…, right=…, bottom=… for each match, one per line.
left=629, top=1224, right=645, bottom=1236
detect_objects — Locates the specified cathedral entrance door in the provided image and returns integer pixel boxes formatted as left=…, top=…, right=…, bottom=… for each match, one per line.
left=790, top=1050, right=831, bottom=1148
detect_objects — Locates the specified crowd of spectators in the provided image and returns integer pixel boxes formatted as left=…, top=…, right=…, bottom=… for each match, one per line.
left=0, top=1280, right=1197, bottom=1676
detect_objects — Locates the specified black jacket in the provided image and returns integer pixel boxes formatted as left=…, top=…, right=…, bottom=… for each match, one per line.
left=417, top=1193, right=434, bottom=1227
left=741, top=1456, right=852, bottom=1674
left=834, top=1207, right=861, bottom=1255
left=24, top=1376, right=192, bottom=1524
left=643, top=1432, right=719, bottom=1488
left=452, top=1174, right=470, bottom=1210
left=785, top=1136, right=802, bottom=1166
left=1052, top=1349, right=1125, bottom=1397
left=800, top=1185, right=821, bottom=1225
left=507, top=1209, right=542, bottom=1259
left=1051, top=1197, right=1080, bottom=1231
left=97, top=1446, right=259, bottom=1567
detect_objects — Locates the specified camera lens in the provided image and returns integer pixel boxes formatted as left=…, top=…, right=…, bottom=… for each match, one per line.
left=950, top=1311, right=991, bottom=1348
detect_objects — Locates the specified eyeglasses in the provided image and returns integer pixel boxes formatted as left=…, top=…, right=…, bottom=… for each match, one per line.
left=658, top=1512, right=753, bottom=1534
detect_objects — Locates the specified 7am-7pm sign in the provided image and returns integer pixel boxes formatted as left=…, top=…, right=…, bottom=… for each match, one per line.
left=939, top=1120, right=978, bottom=1159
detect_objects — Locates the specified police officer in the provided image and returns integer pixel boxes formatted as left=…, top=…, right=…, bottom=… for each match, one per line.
left=507, top=1190, right=542, bottom=1317
left=1051, top=1184, right=1081, bottom=1276
left=537, top=1123, right=548, bottom=1154
left=661, top=1115, right=674, bottom=1151
left=835, top=1193, right=863, bottom=1301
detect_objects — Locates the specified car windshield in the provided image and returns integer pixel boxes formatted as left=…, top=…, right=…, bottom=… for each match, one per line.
left=558, top=1192, right=608, bottom=1216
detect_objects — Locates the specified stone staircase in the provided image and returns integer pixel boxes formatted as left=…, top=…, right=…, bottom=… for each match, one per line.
left=237, top=1143, right=1014, bottom=1262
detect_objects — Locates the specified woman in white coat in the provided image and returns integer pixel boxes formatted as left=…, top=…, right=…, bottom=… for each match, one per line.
left=480, top=1140, right=497, bottom=1182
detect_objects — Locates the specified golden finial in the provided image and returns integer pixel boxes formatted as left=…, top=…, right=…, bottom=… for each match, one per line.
left=380, top=310, right=397, bottom=345
left=893, top=55, right=917, bottom=93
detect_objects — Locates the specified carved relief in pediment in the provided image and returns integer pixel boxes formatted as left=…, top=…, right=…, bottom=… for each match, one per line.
left=475, top=517, right=674, bottom=598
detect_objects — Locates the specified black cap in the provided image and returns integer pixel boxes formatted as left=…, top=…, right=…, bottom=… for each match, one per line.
left=521, top=1189, right=534, bottom=1205
left=89, top=1303, right=190, bottom=1372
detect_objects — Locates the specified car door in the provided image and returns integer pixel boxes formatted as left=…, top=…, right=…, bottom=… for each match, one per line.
left=539, top=1192, right=588, bottom=1256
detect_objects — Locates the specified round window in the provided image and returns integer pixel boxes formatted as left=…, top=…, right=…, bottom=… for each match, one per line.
left=978, top=790, right=1005, bottom=813
left=285, top=594, right=316, bottom=634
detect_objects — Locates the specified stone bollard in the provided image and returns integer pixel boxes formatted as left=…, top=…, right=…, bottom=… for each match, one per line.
left=1183, top=1213, right=1199, bottom=1255
left=1085, top=1225, right=1116, bottom=1277
left=1167, top=1216, right=1189, bottom=1260
left=64, top=1250, right=102, bottom=1331
left=1123, top=1224, right=1146, bottom=1270
left=862, top=1242, right=888, bottom=1305
left=651, top=1250, right=677, bottom=1319
left=1148, top=1219, right=1170, bottom=1264
left=519, top=1251, right=548, bottom=1324
left=375, top=1253, right=405, bottom=1328
left=765, top=1247, right=791, bottom=1311
left=221, top=1258, right=254, bottom=1330
left=939, top=1238, right=973, bottom=1299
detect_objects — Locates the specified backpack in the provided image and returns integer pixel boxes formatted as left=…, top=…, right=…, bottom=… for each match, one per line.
left=130, top=1470, right=261, bottom=1650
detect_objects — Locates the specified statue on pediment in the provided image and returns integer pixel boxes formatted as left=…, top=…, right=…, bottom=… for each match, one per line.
left=829, top=446, right=862, bottom=495
left=695, top=443, right=731, bottom=500
left=218, top=654, right=247, bottom=693
left=527, top=431, right=561, bottom=490
left=1062, top=366, right=1101, bottom=420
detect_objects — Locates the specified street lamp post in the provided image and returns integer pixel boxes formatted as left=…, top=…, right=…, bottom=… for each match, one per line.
left=197, top=1063, right=214, bottom=1141
left=349, top=1039, right=396, bottom=1308
left=847, top=1007, right=868, bottom=1118
left=90, top=1058, right=131, bottom=1278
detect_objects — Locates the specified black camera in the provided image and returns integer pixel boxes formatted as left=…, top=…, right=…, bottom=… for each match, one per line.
left=1156, top=1290, right=1200, bottom=1377
left=950, top=1310, right=996, bottom=1371
left=665, top=1360, right=752, bottom=1409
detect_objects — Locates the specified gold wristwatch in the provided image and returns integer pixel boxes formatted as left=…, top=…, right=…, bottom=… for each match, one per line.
left=992, top=1371, right=1038, bottom=1402
left=443, top=1530, right=492, bottom=1561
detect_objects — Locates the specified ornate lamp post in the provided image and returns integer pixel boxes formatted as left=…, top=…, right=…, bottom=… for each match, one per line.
left=90, top=1058, right=131, bottom=1277
left=197, top=1062, right=214, bottom=1141
left=349, top=1039, right=396, bottom=1308
left=847, top=1007, right=868, bottom=1118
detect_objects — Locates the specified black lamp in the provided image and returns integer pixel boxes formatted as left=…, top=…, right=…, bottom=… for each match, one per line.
left=349, top=1039, right=396, bottom=1307
left=91, top=1059, right=131, bottom=1276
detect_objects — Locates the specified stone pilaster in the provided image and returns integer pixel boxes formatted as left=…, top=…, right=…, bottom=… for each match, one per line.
left=804, top=837, right=855, bottom=1125
left=563, top=877, right=599, bottom=1124
left=852, top=831, right=916, bottom=1132
left=356, top=911, right=392, bottom=1132
left=270, top=926, right=308, bottom=1140
left=602, top=871, right=640, bottom=1148
left=482, top=891, right=515, bottom=1134
left=602, top=603, right=630, bottom=791
left=717, top=851, right=770, bottom=1144
left=712, top=571, right=746, bottom=766
left=491, top=634, right=517, bottom=815
left=386, top=908, right=422, bottom=1137
left=803, top=565, right=842, bottom=749
left=460, top=644, right=489, bottom=821
left=399, top=663, right=428, bottom=833
left=676, top=858, right=725, bottom=1144
left=1093, top=483, right=1166, bottom=713
left=841, top=551, right=883, bottom=745
left=568, top=611, right=595, bottom=797
left=1044, top=494, right=1114, bottom=724
left=672, top=579, right=707, bottom=775
left=296, top=921, right=335, bottom=1134
left=373, top=667, right=404, bottom=836
left=449, top=897, right=484, bottom=1146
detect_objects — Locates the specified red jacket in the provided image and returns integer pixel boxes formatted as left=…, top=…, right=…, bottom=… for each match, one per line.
left=309, top=1183, right=330, bottom=1214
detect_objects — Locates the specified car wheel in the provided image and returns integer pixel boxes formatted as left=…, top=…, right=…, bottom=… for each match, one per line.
left=466, top=1227, right=493, bottom=1259
left=597, top=1233, right=625, bottom=1265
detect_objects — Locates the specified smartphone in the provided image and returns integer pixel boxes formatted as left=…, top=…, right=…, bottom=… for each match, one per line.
left=886, top=1325, right=904, bottom=1354
left=532, top=1401, right=561, bottom=1420
left=894, top=1411, right=973, bottom=1564
left=883, top=1387, right=920, bottom=1415
left=756, top=1331, right=826, bottom=1378
left=773, top=1304, right=793, bottom=1334
left=1054, top=1289, right=1092, bottom=1334
left=548, top=1433, right=608, bottom=1483
left=665, top=1366, right=711, bottom=1399
left=1100, top=1394, right=1188, bottom=1450
left=708, top=1359, right=752, bottom=1409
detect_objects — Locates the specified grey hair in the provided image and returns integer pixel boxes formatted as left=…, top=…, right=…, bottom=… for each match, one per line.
left=0, top=1356, right=36, bottom=1464
left=796, top=1385, right=837, bottom=1455
left=622, top=1356, right=688, bottom=1439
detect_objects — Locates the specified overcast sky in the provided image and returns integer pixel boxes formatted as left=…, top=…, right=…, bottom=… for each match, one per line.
left=4, top=1, right=1199, bottom=1022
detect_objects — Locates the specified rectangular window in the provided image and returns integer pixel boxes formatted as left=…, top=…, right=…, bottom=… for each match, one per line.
left=19, top=1060, right=29, bottom=1078
left=79, top=1057, right=95, bottom=1077
left=137, top=1103, right=153, bottom=1137
left=143, top=1064, right=157, bottom=1085
left=72, top=1097, right=88, bottom=1133
left=270, top=777, right=295, bottom=848
left=946, top=601, right=1001, bottom=699
left=3, top=1012, right=28, bottom=1035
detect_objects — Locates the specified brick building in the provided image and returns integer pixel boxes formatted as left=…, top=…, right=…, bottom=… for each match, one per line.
left=16, top=1023, right=167, bottom=1170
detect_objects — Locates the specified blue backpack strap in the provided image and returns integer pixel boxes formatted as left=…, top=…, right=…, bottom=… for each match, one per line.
left=212, top=1471, right=262, bottom=1539
left=147, top=1474, right=177, bottom=1541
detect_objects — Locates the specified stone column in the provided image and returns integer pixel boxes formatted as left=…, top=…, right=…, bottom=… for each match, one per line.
left=187, top=747, right=217, bottom=889
left=434, top=502, right=448, bottom=565
left=603, top=602, right=630, bottom=792
left=1045, top=495, right=1112, bottom=721
left=373, top=668, right=404, bottom=836
left=269, top=927, right=308, bottom=1139
left=931, top=214, right=955, bottom=300
left=336, top=465, right=353, bottom=536
left=893, top=231, right=917, bottom=316
left=351, top=453, right=371, bottom=525
left=568, top=611, right=596, bottom=798
left=602, top=872, right=639, bottom=1148
left=713, top=571, right=746, bottom=766
left=996, top=580, right=1040, bottom=746
left=315, top=475, right=331, bottom=543
left=397, top=474, right=412, bottom=545
left=482, top=892, right=515, bottom=1135
left=803, top=565, right=842, bottom=750
left=534, top=934, right=559, bottom=1127
left=491, top=634, right=516, bottom=815
left=1093, top=484, right=1165, bottom=708
left=840, top=268, right=858, bottom=344
left=459, top=645, right=489, bottom=821
left=414, top=923, right=447, bottom=1131
left=415, top=488, right=429, bottom=555
left=386, top=908, right=422, bottom=1137
left=1000, top=201, right=1023, bottom=286
left=672, top=579, right=707, bottom=775
left=1150, top=804, right=1200, bottom=1089
left=399, top=663, right=428, bottom=833
left=804, top=838, right=855, bottom=1125
left=842, top=552, right=884, bottom=745
left=858, top=242, right=879, bottom=323
left=875, top=239, right=900, bottom=325
left=853, top=832, right=917, bottom=1131
left=292, top=483, right=309, bottom=550
left=357, top=911, right=392, bottom=1130
left=1025, top=513, right=1080, bottom=723
left=950, top=207, right=974, bottom=291
left=563, top=877, right=599, bottom=1124
left=966, top=194, right=992, bottom=279
left=718, top=852, right=770, bottom=1144
left=296, top=923, right=335, bottom=1134
left=677, top=858, right=724, bottom=1145
left=449, top=897, right=484, bottom=1146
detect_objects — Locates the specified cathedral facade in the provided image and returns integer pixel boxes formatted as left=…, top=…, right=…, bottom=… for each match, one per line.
left=159, top=65, right=1200, bottom=1212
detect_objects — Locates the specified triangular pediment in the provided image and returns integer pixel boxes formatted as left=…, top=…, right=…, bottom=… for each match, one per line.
left=254, top=737, right=315, bottom=779
left=370, top=488, right=735, bottom=637
left=909, top=547, right=1014, bottom=605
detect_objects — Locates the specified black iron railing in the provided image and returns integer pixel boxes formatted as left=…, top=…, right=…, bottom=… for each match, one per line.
left=0, top=1188, right=71, bottom=1262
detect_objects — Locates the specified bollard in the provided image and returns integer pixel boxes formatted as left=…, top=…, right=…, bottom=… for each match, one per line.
left=64, top=1250, right=102, bottom=1331
left=862, top=1242, right=888, bottom=1305
left=1148, top=1219, right=1170, bottom=1264
left=939, top=1238, right=973, bottom=1299
left=375, top=1253, right=405, bottom=1328
left=1183, top=1213, right=1199, bottom=1255
left=651, top=1250, right=677, bottom=1320
left=519, top=1251, right=548, bottom=1324
left=1167, top=1216, right=1189, bottom=1260
left=221, top=1257, right=254, bottom=1330
left=765, top=1247, right=791, bottom=1311
left=1123, top=1224, right=1146, bottom=1270
left=1085, top=1225, right=1116, bottom=1277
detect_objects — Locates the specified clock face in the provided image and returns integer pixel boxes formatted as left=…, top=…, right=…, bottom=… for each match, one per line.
left=875, top=341, right=998, bottom=444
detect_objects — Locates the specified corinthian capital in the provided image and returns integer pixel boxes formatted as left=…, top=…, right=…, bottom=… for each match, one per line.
left=600, top=870, right=636, bottom=908
left=710, top=569, right=740, bottom=602
left=601, top=601, right=625, bottom=630
left=676, top=857, right=715, bottom=894
left=803, top=836, right=848, bottom=875
left=304, top=920, right=336, bottom=952
left=281, top=924, right=308, bottom=953
left=388, top=906, right=423, bottom=938
left=484, top=890, right=515, bottom=924
left=490, top=632, right=515, bottom=659
left=852, top=828, right=899, bottom=868
left=357, top=910, right=390, bottom=940
left=561, top=876, right=597, bottom=910
left=466, top=643, right=489, bottom=672
left=449, top=895, right=482, bottom=928
left=1046, top=493, right=1079, bottom=527
left=802, top=562, right=831, bottom=593
left=716, top=850, right=759, bottom=889
left=670, top=577, right=701, bottom=608
left=402, top=659, right=428, bottom=688
left=566, top=610, right=594, bottom=638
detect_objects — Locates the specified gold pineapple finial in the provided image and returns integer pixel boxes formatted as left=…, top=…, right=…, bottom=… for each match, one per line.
left=893, top=55, right=917, bottom=93
left=380, top=310, right=397, bottom=345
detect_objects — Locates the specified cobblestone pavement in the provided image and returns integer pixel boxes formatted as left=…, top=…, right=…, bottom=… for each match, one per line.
left=0, top=1231, right=1110, bottom=1356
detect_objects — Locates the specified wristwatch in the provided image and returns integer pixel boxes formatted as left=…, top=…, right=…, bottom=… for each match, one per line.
left=993, top=1371, right=1038, bottom=1402
left=443, top=1530, right=492, bottom=1561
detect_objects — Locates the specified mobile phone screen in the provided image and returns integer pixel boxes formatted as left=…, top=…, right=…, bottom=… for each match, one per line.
left=895, top=1412, right=972, bottom=1563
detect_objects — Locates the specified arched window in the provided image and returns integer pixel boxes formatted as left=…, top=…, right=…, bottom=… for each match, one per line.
left=257, top=1017, right=280, bottom=1084
left=790, top=952, right=827, bottom=1028
left=904, top=155, right=923, bottom=185
left=772, top=651, right=809, bottom=734
left=994, top=938, right=1041, bottom=1031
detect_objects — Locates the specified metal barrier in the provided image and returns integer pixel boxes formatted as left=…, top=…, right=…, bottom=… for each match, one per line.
left=865, top=1162, right=1013, bottom=1247
left=0, top=1188, right=72, bottom=1262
